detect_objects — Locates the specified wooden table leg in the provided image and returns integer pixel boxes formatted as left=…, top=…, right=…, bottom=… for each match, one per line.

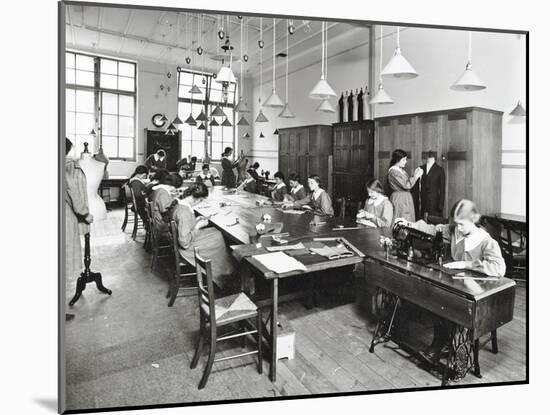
left=270, top=278, right=278, bottom=382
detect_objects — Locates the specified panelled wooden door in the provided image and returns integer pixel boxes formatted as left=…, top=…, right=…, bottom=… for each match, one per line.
left=375, top=119, right=394, bottom=182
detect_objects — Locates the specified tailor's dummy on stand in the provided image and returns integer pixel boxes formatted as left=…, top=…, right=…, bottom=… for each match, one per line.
left=79, top=143, right=107, bottom=221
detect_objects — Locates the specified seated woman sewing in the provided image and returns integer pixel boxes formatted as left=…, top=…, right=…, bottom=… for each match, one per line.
left=356, top=178, right=394, bottom=228
left=395, top=199, right=506, bottom=361
left=150, top=173, right=182, bottom=234
left=169, top=183, right=236, bottom=289
left=282, top=175, right=334, bottom=216
left=195, top=164, right=216, bottom=188
left=270, top=171, right=288, bottom=202
left=284, top=173, right=307, bottom=202
left=236, top=169, right=259, bottom=194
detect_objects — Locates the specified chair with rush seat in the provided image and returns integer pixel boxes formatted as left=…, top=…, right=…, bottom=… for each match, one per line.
left=190, top=247, right=263, bottom=389
left=145, top=200, right=172, bottom=273
left=166, top=220, right=198, bottom=306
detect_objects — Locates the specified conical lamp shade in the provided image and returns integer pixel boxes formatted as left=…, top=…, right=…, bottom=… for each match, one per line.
left=263, top=89, right=285, bottom=108
left=279, top=103, right=296, bottom=118
left=90, top=128, right=97, bottom=135
left=237, top=116, right=249, bottom=126
left=259, top=132, right=265, bottom=138
left=197, top=122, right=206, bottom=130
left=316, top=99, right=336, bottom=113
left=172, top=116, right=183, bottom=125
left=184, top=114, right=197, bottom=126
left=381, top=47, right=418, bottom=79
left=221, top=117, right=232, bottom=127
left=216, top=66, right=237, bottom=84
left=451, top=62, right=486, bottom=91
left=243, top=132, right=250, bottom=138
left=210, top=118, right=220, bottom=127
left=255, top=109, right=269, bottom=123
left=160, top=114, right=168, bottom=122
left=273, top=129, right=280, bottom=135
left=235, top=97, right=250, bottom=112
left=165, top=129, right=174, bottom=135
left=211, top=104, right=226, bottom=117
left=510, top=101, right=526, bottom=116
left=309, top=77, right=337, bottom=100
left=369, top=83, right=394, bottom=104
left=196, top=110, right=208, bottom=122
left=166, top=122, right=177, bottom=131
left=189, top=84, right=202, bottom=94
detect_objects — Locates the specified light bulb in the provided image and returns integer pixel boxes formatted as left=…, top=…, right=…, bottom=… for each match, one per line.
left=243, top=54, right=249, bottom=62
left=218, top=29, right=225, bottom=39
left=185, top=56, right=191, bottom=64
left=258, top=39, right=264, bottom=48
left=197, top=46, right=203, bottom=55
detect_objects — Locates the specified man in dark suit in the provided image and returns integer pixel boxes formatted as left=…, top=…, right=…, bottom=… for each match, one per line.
left=418, top=150, right=446, bottom=219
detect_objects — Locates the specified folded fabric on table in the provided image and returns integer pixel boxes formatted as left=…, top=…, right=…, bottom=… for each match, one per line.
left=309, top=245, right=355, bottom=260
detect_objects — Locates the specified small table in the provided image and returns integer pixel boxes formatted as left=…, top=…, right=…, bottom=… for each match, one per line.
left=233, top=236, right=365, bottom=382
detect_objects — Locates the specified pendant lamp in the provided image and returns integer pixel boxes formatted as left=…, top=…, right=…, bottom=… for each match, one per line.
left=216, top=17, right=237, bottom=84
left=189, top=84, right=202, bottom=94
left=381, top=27, right=418, bottom=79
left=235, top=17, right=250, bottom=113
left=316, top=99, right=336, bottom=113
left=237, top=116, right=250, bottom=126
left=196, top=110, right=208, bottom=122
left=243, top=132, right=250, bottom=138
left=255, top=18, right=269, bottom=123
left=166, top=122, right=176, bottom=131
left=165, top=129, right=174, bottom=135
left=370, top=26, right=394, bottom=105
left=210, top=118, right=220, bottom=127
left=90, top=128, right=97, bottom=136
left=309, top=21, right=337, bottom=100
left=259, top=132, right=265, bottom=138
left=173, top=115, right=183, bottom=125
left=510, top=101, right=526, bottom=116
left=197, top=122, right=206, bottom=130
left=160, top=114, right=168, bottom=122
left=211, top=104, right=226, bottom=118
left=279, top=20, right=296, bottom=118
left=451, top=31, right=486, bottom=91
left=264, top=18, right=285, bottom=108
left=273, top=129, right=280, bottom=135
left=184, top=114, right=197, bottom=126
left=222, top=117, right=233, bottom=127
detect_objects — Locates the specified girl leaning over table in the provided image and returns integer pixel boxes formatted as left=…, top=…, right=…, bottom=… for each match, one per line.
left=395, top=199, right=506, bottom=361
left=283, top=174, right=334, bottom=216
left=356, top=178, right=394, bottom=228
left=150, top=173, right=182, bottom=234
left=270, top=171, right=288, bottom=202
left=169, top=183, right=236, bottom=290
left=285, top=173, right=307, bottom=202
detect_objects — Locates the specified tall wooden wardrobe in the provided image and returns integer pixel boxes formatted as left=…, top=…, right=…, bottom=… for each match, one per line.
left=332, top=120, right=375, bottom=204
left=374, top=107, right=503, bottom=217
left=278, top=125, right=332, bottom=192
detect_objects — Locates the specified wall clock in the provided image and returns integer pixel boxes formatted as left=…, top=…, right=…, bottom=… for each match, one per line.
left=152, top=113, right=167, bottom=128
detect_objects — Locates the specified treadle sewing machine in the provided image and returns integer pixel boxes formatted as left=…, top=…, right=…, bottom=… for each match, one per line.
left=358, top=224, right=516, bottom=386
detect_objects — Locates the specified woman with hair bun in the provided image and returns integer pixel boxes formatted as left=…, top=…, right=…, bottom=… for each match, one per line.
left=220, top=147, right=242, bottom=188
left=169, top=183, right=236, bottom=288
left=386, top=149, right=423, bottom=222
left=283, top=174, right=334, bottom=216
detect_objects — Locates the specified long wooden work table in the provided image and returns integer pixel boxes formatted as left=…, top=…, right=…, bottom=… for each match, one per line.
left=192, top=186, right=516, bottom=386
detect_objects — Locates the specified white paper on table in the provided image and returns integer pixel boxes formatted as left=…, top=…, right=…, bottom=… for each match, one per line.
left=252, top=252, right=307, bottom=273
left=277, top=208, right=306, bottom=215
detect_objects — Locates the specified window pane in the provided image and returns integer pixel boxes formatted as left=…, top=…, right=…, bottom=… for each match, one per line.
left=102, top=114, right=118, bottom=135
left=66, top=69, right=75, bottom=84
left=118, top=62, right=135, bottom=77
left=75, top=70, right=94, bottom=86
left=181, top=140, right=192, bottom=159
left=119, top=137, right=134, bottom=158
left=75, top=90, right=94, bottom=113
left=76, top=54, right=94, bottom=71
left=179, top=85, right=191, bottom=99
left=66, top=112, right=75, bottom=134
left=179, top=72, right=193, bottom=86
left=118, top=76, right=135, bottom=92
left=66, top=52, right=75, bottom=68
left=102, top=92, right=117, bottom=114
left=211, top=141, right=222, bottom=159
left=100, top=74, right=117, bottom=89
left=75, top=112, right=94, bottom=134
left=118, top=116, right=134, bottom=137
left=209, top=88, right=222, bottom=102
left=100, top=59, right=118, bottom=75
left=66, top=89, right=75, bottom=111
left=211, top=124, right=221, bottom=140
left=118, top=95, right=134, bottom=116
left=102, top=136, right=118, bottom=158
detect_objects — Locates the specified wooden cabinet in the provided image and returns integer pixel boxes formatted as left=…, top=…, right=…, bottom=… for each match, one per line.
left=374, top=107, right=502, bottom=217
left=278, top=125, right=332, bottom=192
left=332, top=120, right=375, bottom=204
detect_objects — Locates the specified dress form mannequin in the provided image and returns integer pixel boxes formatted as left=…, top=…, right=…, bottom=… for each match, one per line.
left=353, top=89, right=360, bottom=122
left=338, top=93, right=344, bottom=123
left=357, top=88, right=364, bottom=121
left=347, top=90, right=355, bottom=122
left=364, top=85, right=371, bottom=120
left=79, top=143, right=107, bottom=221
left=342, top=91, right=349, bottom=122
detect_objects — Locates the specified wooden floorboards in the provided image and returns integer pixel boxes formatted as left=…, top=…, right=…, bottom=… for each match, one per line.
left=64, top=209, right=527, bottom=411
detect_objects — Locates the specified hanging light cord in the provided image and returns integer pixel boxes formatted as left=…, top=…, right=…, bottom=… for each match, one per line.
left=285, top=19, right=289, bottom=101
left=272, top=18, right=276, bottom=89
left=321, top=21, right=325, bottom=79
left=468, top=31, right=472, bottom=63
left=379, top=25, right=383, bottom=83
left=325, top=22, right=328, bottom=79
left=240, top=17, right=243, bottom=94
left=397, top=26, right=400, bottom=49
left=259, top=17, right=263, bottom=102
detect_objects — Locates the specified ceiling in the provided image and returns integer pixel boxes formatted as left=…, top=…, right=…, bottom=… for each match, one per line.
left=65, top=4, right=371, bottom=82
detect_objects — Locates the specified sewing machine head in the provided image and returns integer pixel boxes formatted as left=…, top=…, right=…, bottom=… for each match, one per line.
left=392, top=222, right=444, bottom=264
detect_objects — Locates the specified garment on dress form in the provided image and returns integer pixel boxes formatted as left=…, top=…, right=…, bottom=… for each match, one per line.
left=347, top=90, right=354, bottom=122
left=364, top=86, right=371, bottom=120
left=357, top=88, right=364, bottom=121
left=79, top=152, right=107, bottom=221
left=342, top=91, right=349, bottom=122
left=338, top=93, right=345, bottom=123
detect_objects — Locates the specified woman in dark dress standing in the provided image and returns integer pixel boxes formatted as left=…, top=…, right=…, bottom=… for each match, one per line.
left=220, top=147, right=241, bottom=188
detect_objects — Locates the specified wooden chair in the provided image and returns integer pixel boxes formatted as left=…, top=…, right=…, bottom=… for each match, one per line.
left=190, top=247, right=263, bottom=389
left=167, top=220, right=198, bottom=307
left=129, top=186, right=146, bottom=240
left=120, top=184, right=133, bottom=232
left=336, top=197, right=362, bottom=219
left=145, top=200, right=172, bottom=272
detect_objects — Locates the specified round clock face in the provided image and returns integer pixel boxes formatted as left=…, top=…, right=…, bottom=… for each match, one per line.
left=152, top=113, right=166, bottom=128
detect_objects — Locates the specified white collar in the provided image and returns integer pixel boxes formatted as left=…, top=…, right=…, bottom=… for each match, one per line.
left=274, top=182, right=286, bottom=190
left=199, top=173, right=211, bottom=179
left=129, top=176, right=145, bottom=184
left=291, top=184, right=304, bottom=193
left=367, top=195, right=387, bottom=207
left=389, top=165, right=404, bottom=173
left=312, top=188, right=323, bottom=199
left=455, top=226, right=488, bottom=251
